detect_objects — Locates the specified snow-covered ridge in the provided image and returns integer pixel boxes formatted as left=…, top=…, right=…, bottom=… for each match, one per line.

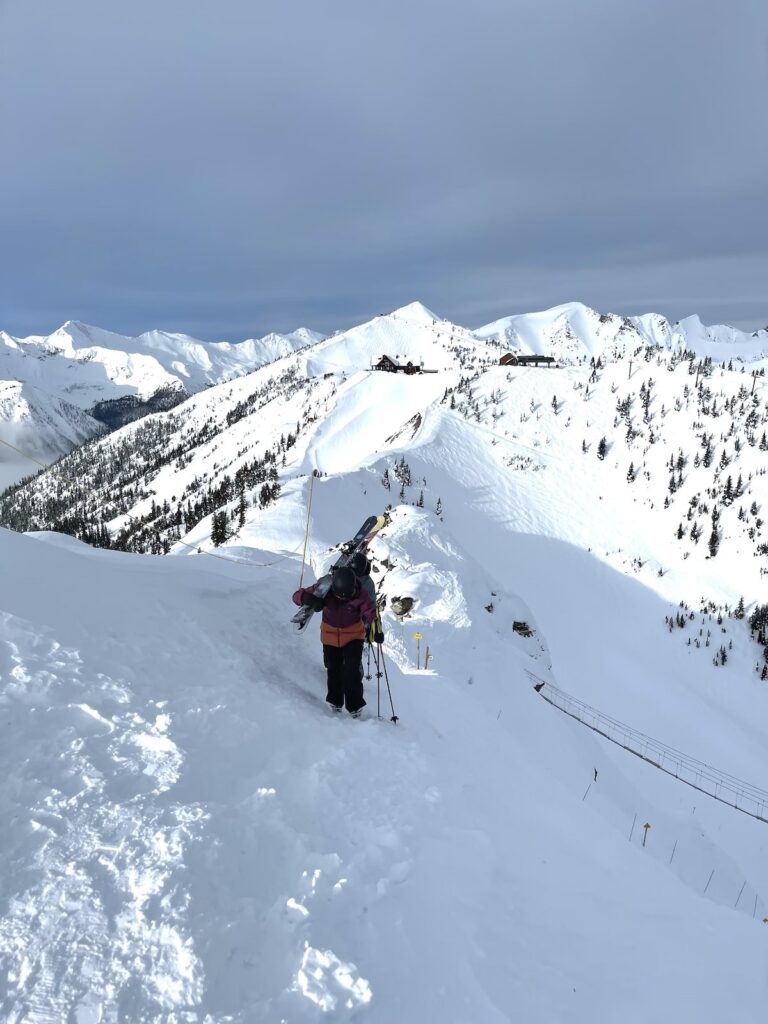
left=1, top=319, right=325, bottom=402
left=475, top=301, right=768, bottom=364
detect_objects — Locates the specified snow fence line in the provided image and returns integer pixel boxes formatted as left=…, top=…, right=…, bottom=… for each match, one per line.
left=528, top=672, right=768, bottom=826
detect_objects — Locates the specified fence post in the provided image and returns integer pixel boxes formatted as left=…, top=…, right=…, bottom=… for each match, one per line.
left=669, top=840, right=678, bottom=865
left=734, top=882, right=746, bottom=909
left=629, top=814, right=637, bottom=842
left=704, top=869, right=715, bottom=894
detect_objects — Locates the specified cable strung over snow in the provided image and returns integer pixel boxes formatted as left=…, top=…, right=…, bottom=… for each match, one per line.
left=532, top=673, right=768, bottom=824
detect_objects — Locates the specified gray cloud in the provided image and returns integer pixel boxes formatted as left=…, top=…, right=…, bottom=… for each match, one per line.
left=1, top=0, right=767, bottom=339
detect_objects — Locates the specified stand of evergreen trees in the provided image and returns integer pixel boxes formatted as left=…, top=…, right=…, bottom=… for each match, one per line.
left=0, top=365, right=304, bottom=554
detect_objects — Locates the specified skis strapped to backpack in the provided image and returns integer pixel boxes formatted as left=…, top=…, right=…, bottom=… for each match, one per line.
left=291, top=514, right=387, bottom=632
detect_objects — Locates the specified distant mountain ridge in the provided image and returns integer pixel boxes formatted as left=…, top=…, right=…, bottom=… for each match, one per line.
left=474, top=301, right=768, bottom=364
left=0, top=319, right=325, bottom=400
left=3, top=300, right=766, bottom=600
left=0, top=320, right=325, bottom=485
left=2, top=300, right=766, bottom=491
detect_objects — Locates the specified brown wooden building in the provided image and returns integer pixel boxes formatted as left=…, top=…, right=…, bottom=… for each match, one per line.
left=499, top=353, right=556, bottom=368
left=374, top=355, right=435, bottom=374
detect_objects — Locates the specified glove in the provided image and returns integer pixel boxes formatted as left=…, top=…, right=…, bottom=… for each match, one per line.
left=300, top=591, right=325, bottom=612
left=374, top=629, right=385, bottom=644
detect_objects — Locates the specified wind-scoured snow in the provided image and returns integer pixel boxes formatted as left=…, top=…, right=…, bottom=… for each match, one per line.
left=1, top=300, right=768, bottom=1020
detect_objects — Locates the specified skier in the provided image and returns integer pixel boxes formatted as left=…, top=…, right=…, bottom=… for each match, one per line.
left=293, top=565, right=376, bottom=715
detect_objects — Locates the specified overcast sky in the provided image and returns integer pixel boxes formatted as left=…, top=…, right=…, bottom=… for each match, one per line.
left=2, top=0, right=767, bottom=340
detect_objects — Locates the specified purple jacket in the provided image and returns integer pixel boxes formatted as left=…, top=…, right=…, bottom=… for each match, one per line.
left=293, top=580, right=375, bottom=628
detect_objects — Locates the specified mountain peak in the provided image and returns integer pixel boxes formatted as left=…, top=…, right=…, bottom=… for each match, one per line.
left=387, top=301, right=441, bottom=324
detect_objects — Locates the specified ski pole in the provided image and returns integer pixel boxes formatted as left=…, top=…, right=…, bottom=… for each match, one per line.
left=371, top=642, right=382, bottom=718
left=377, top=643, right=399, bottom=724
left=365, top=642, right=373, bottom=682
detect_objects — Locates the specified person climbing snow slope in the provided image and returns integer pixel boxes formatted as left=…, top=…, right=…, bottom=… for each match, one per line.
left=293, top=565, right=375, bottom=715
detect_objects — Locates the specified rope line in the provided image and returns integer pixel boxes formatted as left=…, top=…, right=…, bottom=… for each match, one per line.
left=530, top=672, right=768, bottom=825
left=298, top=472, right=315, bottom=587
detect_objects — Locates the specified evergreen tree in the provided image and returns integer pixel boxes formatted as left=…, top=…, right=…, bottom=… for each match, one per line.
left=436, top=497, right=443, bottom=516
left=708, top=522, right=720, bottom=558
left=597, top=436, right=607, bottom=460
left=211, top=510, right=228, bottom=547
left=734, top=595, right=745, bottom=619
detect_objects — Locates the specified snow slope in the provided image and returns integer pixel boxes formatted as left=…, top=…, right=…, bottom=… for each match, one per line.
left=0, top=380, right=105, bottom=491
left=2, top=298, right=768, bottom=1019
left=0, top=502, right=766, bottom=1021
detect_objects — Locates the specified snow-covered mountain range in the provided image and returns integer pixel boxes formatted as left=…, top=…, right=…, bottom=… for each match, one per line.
left=476, top=301, right=768, bottom=363
left=1, top=299, right=768, bottom=1020
left=0, top=319, right=324, bottom=488
left=2, top=302, right=765, bottom=493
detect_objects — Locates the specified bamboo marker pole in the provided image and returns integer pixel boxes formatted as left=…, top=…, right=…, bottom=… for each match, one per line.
left=298, top=471, right=316, bottom=588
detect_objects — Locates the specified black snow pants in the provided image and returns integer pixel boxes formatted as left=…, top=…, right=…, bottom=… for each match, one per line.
left=323, top=640, right=366, bottom=713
